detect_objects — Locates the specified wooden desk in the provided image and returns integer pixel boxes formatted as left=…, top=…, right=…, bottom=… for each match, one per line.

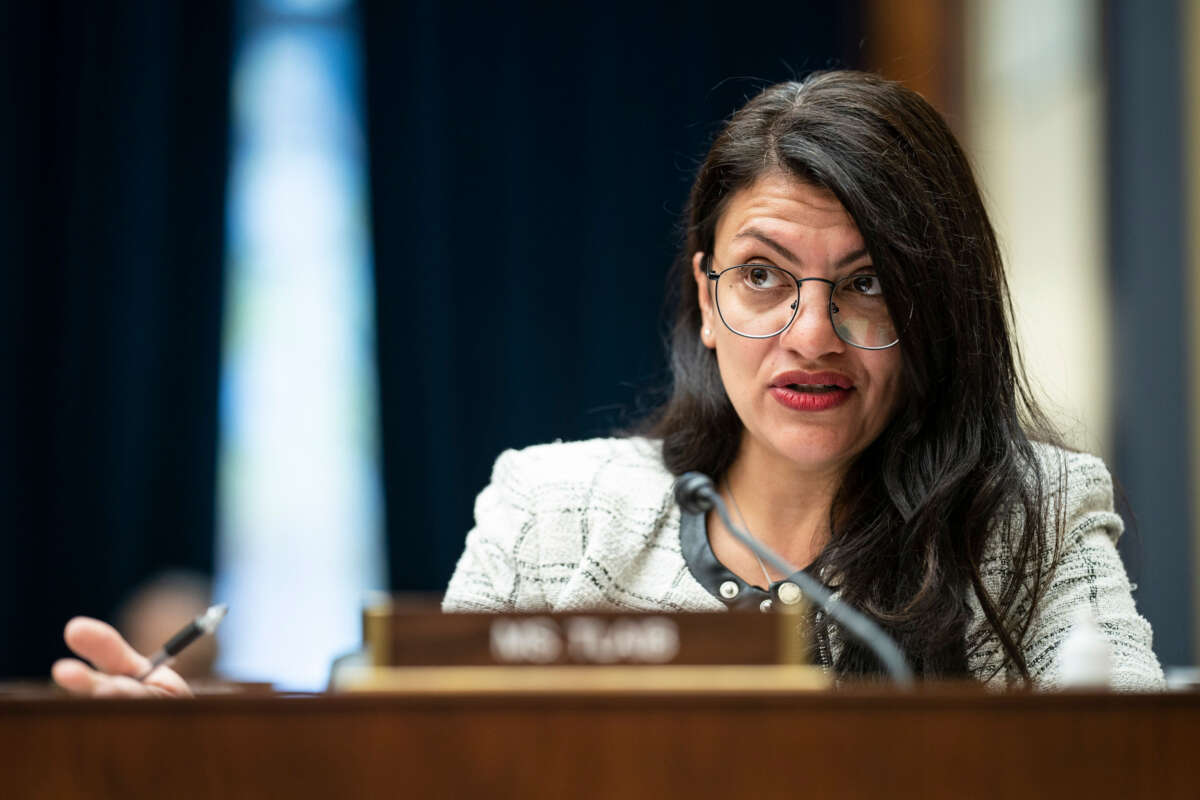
left=2, top=686, right=1196, bottom=799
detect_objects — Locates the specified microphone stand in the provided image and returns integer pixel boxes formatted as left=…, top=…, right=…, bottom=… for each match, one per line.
left=681, top=473, right=914, bottom=686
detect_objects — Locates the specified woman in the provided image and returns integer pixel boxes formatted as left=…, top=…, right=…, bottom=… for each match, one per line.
left=442, top=71, right=1162, bottom=687
left=54, top=71, right=1161, bottom=695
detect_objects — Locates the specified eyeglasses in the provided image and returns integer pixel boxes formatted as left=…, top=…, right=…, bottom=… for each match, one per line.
left=705, top=256, right=902, bottom=350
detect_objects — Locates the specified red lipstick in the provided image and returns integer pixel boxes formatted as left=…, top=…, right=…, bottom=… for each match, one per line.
left=768, top=371, right=854, bottom=412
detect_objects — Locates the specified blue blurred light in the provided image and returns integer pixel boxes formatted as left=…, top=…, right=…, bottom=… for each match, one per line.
left=216, top=0, right=383, bottom=691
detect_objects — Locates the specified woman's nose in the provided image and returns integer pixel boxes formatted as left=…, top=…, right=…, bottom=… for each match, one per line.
left=779, top=282, right=845, bottom=358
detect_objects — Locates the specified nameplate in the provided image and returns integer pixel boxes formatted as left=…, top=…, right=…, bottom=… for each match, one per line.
left=363, top=600, right=810, bottom=667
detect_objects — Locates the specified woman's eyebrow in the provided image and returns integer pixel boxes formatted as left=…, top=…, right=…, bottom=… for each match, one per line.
left=834, top=248, right=870, bottom=270
left=733, top=229, right=869, bottom=271
left=733, top=229, right=797, bottom=263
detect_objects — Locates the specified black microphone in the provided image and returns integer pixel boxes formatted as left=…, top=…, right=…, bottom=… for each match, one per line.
left=673, top=472, right=717, bottom=515
left=674, top=471, right=914, bottom=685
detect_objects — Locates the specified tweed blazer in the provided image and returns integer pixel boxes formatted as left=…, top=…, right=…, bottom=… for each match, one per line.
left=443, top=437, right=1164, bottom=688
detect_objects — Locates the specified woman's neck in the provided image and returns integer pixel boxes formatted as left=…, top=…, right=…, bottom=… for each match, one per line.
left=720, top=442, right=846, bottom=574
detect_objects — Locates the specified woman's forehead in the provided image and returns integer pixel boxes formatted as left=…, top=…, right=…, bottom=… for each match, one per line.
left=715, top=174, right=863, bottom=258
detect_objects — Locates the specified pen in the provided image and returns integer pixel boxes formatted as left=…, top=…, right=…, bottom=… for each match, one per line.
left=137, top=603, right=228, bottom=681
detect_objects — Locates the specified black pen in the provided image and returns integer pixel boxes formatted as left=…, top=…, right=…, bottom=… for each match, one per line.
left=137, top=603, right=228, bottom=681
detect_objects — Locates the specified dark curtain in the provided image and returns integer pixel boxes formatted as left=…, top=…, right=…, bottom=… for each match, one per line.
left=0, top=2, right=232, bottom=677
left=362, top=1, right=865, bottom=592
left=1106, top=0, right=1192, bottom=664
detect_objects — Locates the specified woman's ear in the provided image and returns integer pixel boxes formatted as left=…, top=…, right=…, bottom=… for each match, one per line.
left=692, top=252, right=716, bottom=349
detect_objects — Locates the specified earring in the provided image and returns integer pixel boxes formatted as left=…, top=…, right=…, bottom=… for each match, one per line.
left=703, top=328, right=711, bottom=337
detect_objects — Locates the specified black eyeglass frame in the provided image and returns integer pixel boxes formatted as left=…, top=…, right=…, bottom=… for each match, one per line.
left=703, top=254, right=904, bottom=351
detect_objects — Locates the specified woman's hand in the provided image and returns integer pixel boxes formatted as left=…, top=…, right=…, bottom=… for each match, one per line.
left=51, top=617, right=192, bottom=698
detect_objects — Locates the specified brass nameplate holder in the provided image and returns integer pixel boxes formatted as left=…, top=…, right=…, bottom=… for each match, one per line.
left=332, top=596, right=829, bottom=694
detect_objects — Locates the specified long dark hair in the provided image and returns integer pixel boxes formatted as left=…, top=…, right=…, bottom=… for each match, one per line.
left=646, top=72, right=1064, bottom=681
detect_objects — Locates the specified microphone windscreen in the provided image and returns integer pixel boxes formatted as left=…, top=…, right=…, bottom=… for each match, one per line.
left=674, top=472, right=716, bottom=514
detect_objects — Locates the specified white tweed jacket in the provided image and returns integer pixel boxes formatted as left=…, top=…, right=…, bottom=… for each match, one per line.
left=443, top=437, right=1164, bottom=688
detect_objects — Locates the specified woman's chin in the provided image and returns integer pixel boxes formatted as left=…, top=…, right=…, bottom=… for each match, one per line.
left=753, top=434, right=861, bottom=477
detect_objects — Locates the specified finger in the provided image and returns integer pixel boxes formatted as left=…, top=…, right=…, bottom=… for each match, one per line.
left=52, top=657, right=106, bottom=695
left=63, top=617, right=151, bottom=678
left=139, top=662, right=193, bottom=696
left=94, top=674, right=176, bottom=698
left=52, top=658, right=148, bottom=697
left=53, top=658, right=190, bottom=698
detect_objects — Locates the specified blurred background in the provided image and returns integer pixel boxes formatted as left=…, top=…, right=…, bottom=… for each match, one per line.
left=0, top=0, right=1194, bottom=689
